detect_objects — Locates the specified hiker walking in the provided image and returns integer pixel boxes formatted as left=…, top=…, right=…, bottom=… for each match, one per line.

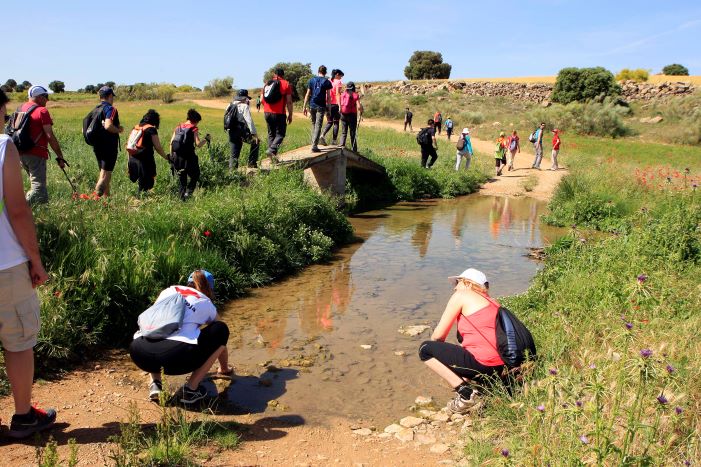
left=9, top=86, right=68, bottom=204
left=321, top=69, right=344, bottom=145
left=255, top=97, right=261, bottom=112
left=455, top=128, right=474, bottom=171
left=506, top=130, right=520, bottom=171
left=0, top=89, right=57, bottom=439
left=417, top=119, right=438, bottom=168
left=433, top=111, right=442, bottom=135
left=444, top=116, right=454, bottom=140
left=418, top=268, right=505, bottom=414
left=262, top=67, right=293, bottom=159
left=339, top=82, right=363, bottom=152
left=495, top=131, right=508, bottom=176
left=129, top=269, right=232, bottom=404
left=86, top=86, right=123, bottom=197
left=531, top=122, right=545, bottom=169
left=226, top=89, right=260, bottom=169
left=171, top=109, right=210, bottom=200
left=404, top=107, right=413, bottom=131
left=126, top=109, right=169, bottom=194
left=550, top=128, right=561, bottom=170
left=302, top=65, right=333, bottom=153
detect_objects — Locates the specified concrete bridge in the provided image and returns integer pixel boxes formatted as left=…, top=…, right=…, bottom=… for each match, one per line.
left=260, top=146, right=385, bottom=198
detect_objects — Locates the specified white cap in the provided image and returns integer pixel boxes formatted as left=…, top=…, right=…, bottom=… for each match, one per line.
left=28, top=85, right=49, bottom=98
left=448, top=268, right=487, bottom=287
left=462, top=128, right=470, bottom=134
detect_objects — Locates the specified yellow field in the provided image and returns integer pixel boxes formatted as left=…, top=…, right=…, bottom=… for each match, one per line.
left=368, top=75, right=701, bottom=85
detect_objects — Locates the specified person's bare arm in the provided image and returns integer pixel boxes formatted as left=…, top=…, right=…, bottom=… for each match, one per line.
left=286, top=94, right=294, bottom=124
left=357, top=98, right=363, bottom=116
left=151, top=134, right=168, bottom=160
left=3, top=141, right=48, bottom=287
left=302, top=89, right=311, bottom=116
left=42, top=124, right=66, bottom=167
left=104, top=118, right=123, bottom=134
left=431, top=292, right=463, bottom=341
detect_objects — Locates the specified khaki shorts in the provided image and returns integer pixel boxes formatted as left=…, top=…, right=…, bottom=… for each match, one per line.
left=0, top=262, right=41, bottom=352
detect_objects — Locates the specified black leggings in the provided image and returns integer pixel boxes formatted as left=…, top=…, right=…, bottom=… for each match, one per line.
left=419, top=340, right=503, bottom=381
left=130, top=321, right=229, bottom=375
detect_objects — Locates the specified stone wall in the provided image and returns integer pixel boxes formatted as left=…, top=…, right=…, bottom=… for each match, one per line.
left=361, top=80, right=696, bottom=103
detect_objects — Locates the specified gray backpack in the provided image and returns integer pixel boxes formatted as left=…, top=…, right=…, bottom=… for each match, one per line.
left=137, top=292, right=187, bottom=339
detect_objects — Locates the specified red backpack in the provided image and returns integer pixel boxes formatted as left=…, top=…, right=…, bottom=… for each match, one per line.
left=340, top=92, right=359, bottom=113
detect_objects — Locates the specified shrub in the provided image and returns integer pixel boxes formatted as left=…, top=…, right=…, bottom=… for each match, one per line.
left=662, top=63, right=689, bottom=76
left=3, top=78, right=17, bottom=91
left=527, top=99, right=631, bottom=138
left=84, top=84, right=97, bottom=94
left=616, top=68, right=649, bottom=82
left=204, top=77, right=233, bottom=98
left=404, top=51, right=451, bottom=80
left=156, top=84, right=177, bottom=103
left=48, top=80, right=66, bottom=93
left=457, top=111, right=485, bottom=125
left=552, top=67, right=620, bottom=104
left=263, top=62, right=313, bottom=102
left=408, top=95, right=428, bottom=106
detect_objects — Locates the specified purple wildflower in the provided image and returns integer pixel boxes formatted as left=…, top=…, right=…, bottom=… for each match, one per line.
left=501, top=448, right=510, bottom=458
left=549, top=368, right=558, bottom=376
left=576, top=400, right=583, bottom=408
left=637, top=273, right=648, bottom=283
left=589, top=363, right=597, bottom=369
left=684, top=461, right=691, bottom=466
left=579, top=435, right=590, bottom=445
left=640, top=348, right=653, bottom=358
left=666, top=364, right=675, bottom=374
left=625, top=322, right=633, bottom=330
left=675, top=406, right=683, bottom=415
left=537, top=405, right=545, bottom=413
left=657, top=394, right=668, bottom=405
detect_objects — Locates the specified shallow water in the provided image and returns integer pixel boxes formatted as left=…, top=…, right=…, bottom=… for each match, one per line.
left=220, top=195, right=563, bottom=425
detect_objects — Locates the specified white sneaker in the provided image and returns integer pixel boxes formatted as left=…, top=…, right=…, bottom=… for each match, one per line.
left=446, top=390, right=481, bottom=414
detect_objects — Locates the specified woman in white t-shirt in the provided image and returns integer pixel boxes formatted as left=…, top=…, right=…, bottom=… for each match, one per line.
left=130, top=269, right=232, bottom=404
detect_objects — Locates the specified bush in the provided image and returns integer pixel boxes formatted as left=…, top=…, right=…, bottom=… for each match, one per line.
left=662, top=63, right=689, bottom=76
left=552, top=67, right=620, bottom=104
left=457, top=111, right=485, bottom=125
left=3, top=78, right=17, bottom=91
left=157, top=84, right=177, bottom=103
left=204, top=77, right=233, bottom=98
left=527, top=99, right=631, bottom=138
left=404, top=51, right=451, bottom=80
left=408, top=95, right=428, bottom=106
left=84, top=84, right=97, bottom=94
left=263, top=62, right=313, bottom=102
left=48, top=80, right=66, bottom=93
left=616, top=68, right=649, bottom=82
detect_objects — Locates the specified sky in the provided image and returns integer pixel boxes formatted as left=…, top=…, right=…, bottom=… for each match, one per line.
left=4, top=0, right=700, bottom=91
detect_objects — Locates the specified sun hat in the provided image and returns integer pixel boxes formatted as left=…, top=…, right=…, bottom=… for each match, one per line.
left=499, top=131, right=505, bottom=137
left=462, top=128, right=470, bottom=134
left=188, top=269, right=215, bottom=290
left=28, top=85, right=49, bottom=98
left=448, top=268, right=488, bottom=288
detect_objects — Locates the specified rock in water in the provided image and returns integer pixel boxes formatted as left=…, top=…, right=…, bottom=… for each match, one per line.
left=414, top=395, right=433, bottom=406
left=398, top=325, right=430, bottom=337
left=399, top=416, right=425, bottom=428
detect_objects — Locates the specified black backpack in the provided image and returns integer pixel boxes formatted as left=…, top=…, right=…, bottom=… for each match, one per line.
left=263, top=79, right=282, bottom=104
left=6, top=105, right=40, bottom=151
left=171, top=125, right=195, bottom=158
left=82, top=103, right=106, bottom=146
left=416, top=127, right=432, bottom=146
left=223, top=102, right=239, bottom=131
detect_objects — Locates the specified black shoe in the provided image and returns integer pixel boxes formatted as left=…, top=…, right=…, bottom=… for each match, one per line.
left=311, top=146, right=321, bottom=153
left=180, top=385, right=208, bottom=404
left=8, top=406, right=57, bottom=439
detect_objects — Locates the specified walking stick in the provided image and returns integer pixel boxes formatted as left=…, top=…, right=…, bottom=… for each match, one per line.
left=58, top=164, right=77, bottom=194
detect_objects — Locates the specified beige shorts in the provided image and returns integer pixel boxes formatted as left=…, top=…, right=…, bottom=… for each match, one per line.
left=0, top=262, right=41, bottom=352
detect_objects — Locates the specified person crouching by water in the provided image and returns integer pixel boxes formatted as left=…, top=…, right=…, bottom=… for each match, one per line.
left=418, top=268, right=504, bottom=414
left=129, top=269, right=232, bottom=404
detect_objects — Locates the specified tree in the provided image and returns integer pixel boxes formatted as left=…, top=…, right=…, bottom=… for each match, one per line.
left=3, top=79, right=17, bottom=91
left=84, top=84, right=97, bottom=93
left=48, top=80, right=66, bottom=93
left=203, top=77, right=234, bottom=98
left=15, top=83, right=26, bottom=93
left=21, top=80, right=31, bottom=88
left=662, top=64, right=689, bottom=76
left=552, top=67, right=620, bottom=104
left=263, top=62, right=313, bottom=101
left=104, top=81, right=116, bottom=88
left=0, top=85, right=11, bottom=93
left=404, top=51, right=452, bottom=80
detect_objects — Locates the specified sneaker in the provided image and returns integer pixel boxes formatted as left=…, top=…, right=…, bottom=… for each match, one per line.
left=331, top=139, right=338, bottom=146
left=149, top=380, right=163, bottom=402
left=446, top=391, right=480, bottom=415
left=319, top=137, right=328, bottom=146
left=180, top=385, right=208, bottom=404
left=265, top=147, right=276, bottom=157
left=8, top=406, right=57, bottom=439
left=311, top=146, right=321, bottom=153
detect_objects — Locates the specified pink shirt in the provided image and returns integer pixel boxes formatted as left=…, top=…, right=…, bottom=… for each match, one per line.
left=329, top=79, right=343, bottom=105
left=456, top=293, right=504, bottom=366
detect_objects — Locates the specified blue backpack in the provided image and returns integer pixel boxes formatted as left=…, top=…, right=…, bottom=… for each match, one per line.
left=137, top=292, right=187, bottom=339
left=310, top=77, right=330, bottom=107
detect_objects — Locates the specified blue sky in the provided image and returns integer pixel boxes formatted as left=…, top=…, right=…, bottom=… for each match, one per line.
left=4, top=0, right=700, bottom=90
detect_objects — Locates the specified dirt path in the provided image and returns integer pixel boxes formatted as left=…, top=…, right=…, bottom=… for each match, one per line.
left=190, top=99, right=566, bottom=201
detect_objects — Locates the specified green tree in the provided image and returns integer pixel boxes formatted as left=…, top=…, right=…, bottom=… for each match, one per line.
left=21, top=80, right=32, bottom=88
left=105, top=81, right=116, bottom=88
left=15, top=83, right=26, bottom=93
left=203, top=76, right=234, bottom=98
left=263, top=62, right=313, bottom=102
left=84, top=84, right=97, bottom=93
left=662, top=64, right=689, bottom=76
left=3, top=79, right=17, bottom=91
left=403, top=51, right=452, bottom=80
left=552, top=67, right=620, bottom=104
left=48, top=80, right=66, bottom=93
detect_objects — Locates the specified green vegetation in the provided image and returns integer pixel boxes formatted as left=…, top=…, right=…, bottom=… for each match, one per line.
left=48, top=80, right=66, bottom=93
left=203, top=77, right=234, bottom=98
left=528, top=99, right=632, bottom=138
left=552, top=67, right=620, bottom=104
left=616, top=68, right=650, bottom=82
left=404, top=51, right=452, bottom=80
left=662, top=64, right=689, bottom=76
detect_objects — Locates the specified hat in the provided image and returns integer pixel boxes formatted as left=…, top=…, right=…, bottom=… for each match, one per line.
left=462, top=128, right=470, bottom=134
left=28, top=85, right=49, bottom=98
left=448, top=268, right=488, bottom=288
left=552, top=128, right=559, bottom=133
left=499, top=131, right=505, bottom=137
left=188, top=269, right=215, bottom=290
left=346, top=81, right=356, bottom=90
left=236, top=89, right=251, bottom=99
left=98, top=86, right=115, bottom=98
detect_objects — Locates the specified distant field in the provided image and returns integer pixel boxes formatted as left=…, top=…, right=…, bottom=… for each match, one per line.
left=366, top=75, right=701, bottom=85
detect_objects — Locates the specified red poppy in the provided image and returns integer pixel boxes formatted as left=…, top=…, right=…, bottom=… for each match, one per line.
left=203, top=230, right=211, bottom=237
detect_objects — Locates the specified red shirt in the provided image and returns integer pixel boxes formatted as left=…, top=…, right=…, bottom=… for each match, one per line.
left=552, top=134, right=561, bottom=150
left=19, top=102, right=53, bottom=159
left=262, top=78, right=292, bottom=114
left=456, top=293, right=505, bottom=367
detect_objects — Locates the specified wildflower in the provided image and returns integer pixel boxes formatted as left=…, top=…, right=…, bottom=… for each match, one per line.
left=589, top=363, right=597, bottom=369
left=501, top=448, right=509, bottom=458
left=203, top=230, right=211, bottom=237
left=549, top=368, right=558, bottom=376
left=575, top=400, right=583, bottom=408
left=656, top=394, right=668, bottom=405
left=579, top=435, right=589, bottom=445
left=640, top=349, right=653, bottom=358
left=666, top=364, right=675, bottom=374
left=684, top=167, right=690, bottom=175
left=625, top=322, right=633, bottom=330
left=684, top=460, right=690, bottom=466
left=536, top=405, right=545, bottom=413
left=675, top=406, right=683, bottom=415
left=637, top=274, right=648, bottom=283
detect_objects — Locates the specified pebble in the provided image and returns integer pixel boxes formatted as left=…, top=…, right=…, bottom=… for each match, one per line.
left=418, top=409, right=436, bottom=417
left=414, top=396, right=433, bottom=406
left=438, top=460, right=455, bottom=465
left=352, top=428, right=373, bottom=436
left=430, top=443, right=450, bottom=455
left=398, top=325, right=430, bottom=337
left=394, top=428, right=414, bottom=442
left=360, top=345, right=373, bottom=350
left=415, top=433, right=436, bottom=445
left=384, top=423, right=403, bottom=434
left=394, top=351, right=406, bottom=357
left=376, top=432, right=392, bottom=439
left=399, top=416, right=425, bottom=428
left=450, top=414, right=464, bottom=421
left=430, top=413, right=450, bottom=422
